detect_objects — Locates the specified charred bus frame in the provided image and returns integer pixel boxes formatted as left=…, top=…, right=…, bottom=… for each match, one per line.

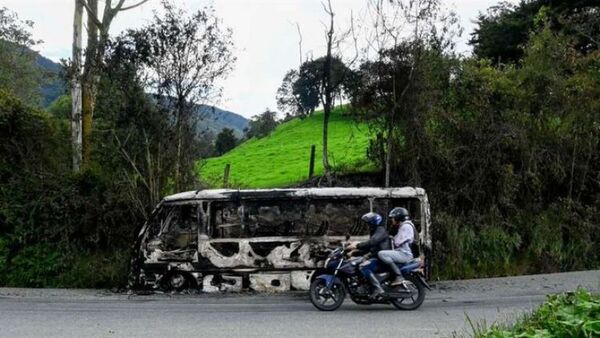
left=131, top=187, right=432, bottom=292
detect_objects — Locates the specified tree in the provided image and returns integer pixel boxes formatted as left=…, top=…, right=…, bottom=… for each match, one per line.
left=470, top=0, right=599, bottom=64
left=214, top=128, right=238, bottom=155
left=93, top=32, right=174, bottom=217
left=47, top=95, right=72, bottom=119
left=244, top=109, right=279, bottom=139
left=71, top=0, right=83, bottom=170
left=276, top=56, right=353, bottom=118
left=276, top=69, right=304, bottom=117
left=350, top=0, right=458, bottom=187
left=0, top=7, right=42, bottom=103
left=133, top=1, right=235, bottom=191
left=71, top=0, right=150, bottom=171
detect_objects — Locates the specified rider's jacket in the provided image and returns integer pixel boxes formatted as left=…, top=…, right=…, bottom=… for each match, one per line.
left=356, top=225, right=391, bottom=255
left=393, top=220, right=415, bottom=257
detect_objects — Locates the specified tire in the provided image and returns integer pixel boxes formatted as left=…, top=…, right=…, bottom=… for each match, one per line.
left=309, top=278, right=346, bottom=311
left=389, top=273, right=425, bottom=311
left=162, top=272, right=191, bottom=292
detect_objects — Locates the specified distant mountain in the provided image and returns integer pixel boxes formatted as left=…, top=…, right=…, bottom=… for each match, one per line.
left=36, top=52, right=248, bottom=136
left=196, top=105, right=249, bottom=138
left=36, top=54, right=65, bottom=107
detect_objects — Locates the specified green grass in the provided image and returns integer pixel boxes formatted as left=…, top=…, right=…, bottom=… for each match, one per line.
left=198, top=106, right=375, bottom=188
left=470, top=289, right=600, bottom=337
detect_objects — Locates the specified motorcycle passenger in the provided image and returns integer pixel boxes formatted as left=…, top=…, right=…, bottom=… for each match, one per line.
left=347, top=212, right=391, bottom=298
left=377, top=207, right=415, bottom=286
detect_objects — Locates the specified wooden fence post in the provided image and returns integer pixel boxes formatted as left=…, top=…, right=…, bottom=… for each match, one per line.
left=223, top=163, right=230, bottom=188
left=308, top=145, right=316, bottom=179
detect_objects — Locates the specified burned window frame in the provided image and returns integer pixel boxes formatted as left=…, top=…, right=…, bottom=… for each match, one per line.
left=203, top=196, right=424, bottom=239
left=142, top=200, right=203, bottom=252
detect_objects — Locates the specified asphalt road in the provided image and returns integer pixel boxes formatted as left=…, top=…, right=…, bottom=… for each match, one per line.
left=0, top=270, right=598, bottom=338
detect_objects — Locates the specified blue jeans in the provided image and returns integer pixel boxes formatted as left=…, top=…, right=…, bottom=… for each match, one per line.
left=359, top=258, right=379, bottom=278
left=378, top=250, right=413, bottom=275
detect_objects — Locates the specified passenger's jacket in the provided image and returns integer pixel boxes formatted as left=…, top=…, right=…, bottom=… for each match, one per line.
left=356, top=225, right=391, bottom=255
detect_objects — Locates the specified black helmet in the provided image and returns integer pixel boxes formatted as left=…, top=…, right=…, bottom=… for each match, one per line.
left=361, top=212, right=383, bottom=226
left=389, top=207, right=410, bottom=221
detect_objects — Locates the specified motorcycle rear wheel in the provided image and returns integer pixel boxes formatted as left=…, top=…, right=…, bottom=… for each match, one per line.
left=309, top=279, right=346, bottom=311
left=389, top=274, right=425, bottom=310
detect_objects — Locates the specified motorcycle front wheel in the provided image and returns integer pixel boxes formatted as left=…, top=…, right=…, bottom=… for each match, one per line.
left=389, top=274, right=425, bottom=311
left=309, top=279, right=346, bottom=311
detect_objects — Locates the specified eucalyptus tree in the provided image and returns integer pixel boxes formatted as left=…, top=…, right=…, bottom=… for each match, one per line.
left=71, top=0, right=149, bottom=171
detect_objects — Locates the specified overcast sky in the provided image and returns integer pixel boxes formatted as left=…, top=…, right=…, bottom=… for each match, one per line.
left=5, top=0, right=516, bottom=118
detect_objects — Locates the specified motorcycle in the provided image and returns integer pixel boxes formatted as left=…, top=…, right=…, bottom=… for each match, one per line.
left=309, top=245, right=431, bottom=311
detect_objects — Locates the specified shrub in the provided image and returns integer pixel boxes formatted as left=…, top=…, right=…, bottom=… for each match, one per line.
left=476, top=289, right=600, bottom=337
left=3, top=243, right=65, bottom=287
left=0, top=90, right=143, bottom=288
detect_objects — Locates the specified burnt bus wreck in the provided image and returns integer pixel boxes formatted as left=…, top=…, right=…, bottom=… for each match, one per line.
left=131, top=187, right=432, bottom=292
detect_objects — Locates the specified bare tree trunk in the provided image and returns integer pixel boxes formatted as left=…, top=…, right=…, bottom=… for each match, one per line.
left=81, top=0, right=98, bottom=169
left=385, top=72, right=398, bottom=188
left=322, top=0, right=334, bottom=184
left=296, top=23, right=303, bottom=68
left=71, top=0, right=83, bottom=172
left=385, top=122, right=393, bottom=187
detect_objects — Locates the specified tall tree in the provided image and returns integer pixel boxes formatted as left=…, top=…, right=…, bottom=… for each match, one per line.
left=71, top=0, right=149, bottom=170
left=71, top=1, right=83, bottom=171
left=134, top=1, right=235, bottom=191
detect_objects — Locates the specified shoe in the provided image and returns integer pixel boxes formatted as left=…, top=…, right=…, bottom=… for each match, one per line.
left=370, top=287, right=384, bottom=299
left=390, top=276, right=404, bottom=286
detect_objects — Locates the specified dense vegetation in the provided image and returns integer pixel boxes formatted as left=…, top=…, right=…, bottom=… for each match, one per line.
left=471, top=0, right=599, bottom=64
left=423, top=21, right=600, bottom=278
left=0, top=89, right=137, bottom=287
left=0, top=3, right=232, bottom=288
left=473, top=289, right=600, bottom=337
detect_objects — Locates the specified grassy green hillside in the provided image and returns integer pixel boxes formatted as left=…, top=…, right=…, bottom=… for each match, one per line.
left=198, top=106, right=375, bottom=188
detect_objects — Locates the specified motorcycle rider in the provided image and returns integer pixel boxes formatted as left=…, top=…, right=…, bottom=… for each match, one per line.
left=377, top=207, right=416, bottom=286
left=347, top=212, right=391, bottom=298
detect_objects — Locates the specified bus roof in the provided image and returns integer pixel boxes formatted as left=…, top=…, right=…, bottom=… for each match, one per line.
left=163, top=187, right=427, bottom=202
